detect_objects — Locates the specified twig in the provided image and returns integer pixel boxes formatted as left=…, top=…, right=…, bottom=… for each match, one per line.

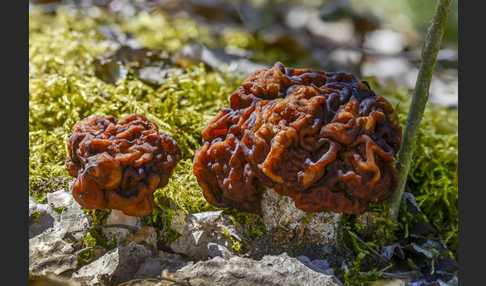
left=387, top=0, right=453, bottom=221
left=75, top=246, right=104, bottom=257
left=89, top=223, right=139, bottom=233
left=117, top=276, right=192, bottom=286
left=380, top=271, right=420, bottom=280
left=347, top=230, right=389, bottom=263
left=70, top=223, right=139, bottom=234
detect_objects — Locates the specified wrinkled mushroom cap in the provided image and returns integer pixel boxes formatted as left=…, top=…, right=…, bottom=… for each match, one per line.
left=193, top=62, right=402, bottom=214
left=66, top=114, right=181, bottom=217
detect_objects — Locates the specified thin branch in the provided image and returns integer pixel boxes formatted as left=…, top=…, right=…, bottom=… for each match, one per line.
left=89, top=223, right=140, bottom=233
left=70, top=223, right=140, bottom=234
left=347, top=230, right=389, bottom=263
left=388, top=0, right=453, bottom=221
left=75, top=246, right=104, bottom=257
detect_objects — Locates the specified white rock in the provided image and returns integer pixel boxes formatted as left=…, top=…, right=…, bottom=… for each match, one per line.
left=285, top=6, right=355, bottom=46
left=297, top=255, right=333, bottom=276
left=285, top=6, right=312, bottom=29
left=364, top=29, right=405, bottom=55
left=176, top=252, right=343, bottom=286
left=329, top=48, right=362, bottom=67
left=47, top=190, right=74, bottom=209
left=181, top=44, right=267, bottom=75
left=29, top=194, right=92, bottom=276
left=73, top=241, right=152, bottom=285
left=29, top=228, right=78, bottom=276
left=361, top=57, right=411, bottom=81
left=29, top=193, right=93, bottom=276
left=169, top=210, right=244, bottom=260
left=56, top=200, right=90, bottom=241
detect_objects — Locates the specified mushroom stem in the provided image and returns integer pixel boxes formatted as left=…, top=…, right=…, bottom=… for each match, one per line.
left=105, top=209, right=141, bottom=230
left=387, top=0, right=453, bottom=221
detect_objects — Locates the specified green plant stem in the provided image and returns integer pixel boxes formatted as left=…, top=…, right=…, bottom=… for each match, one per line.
left=388, top=0, right=453, bottom=221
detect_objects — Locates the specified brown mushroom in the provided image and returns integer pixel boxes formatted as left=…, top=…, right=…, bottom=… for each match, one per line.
left=193, top=62, right=402, bottom=214
left=66, top=114, right=181, bottom=217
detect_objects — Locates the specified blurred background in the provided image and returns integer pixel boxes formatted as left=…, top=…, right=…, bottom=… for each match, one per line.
left=31, top=0, right=458, bottom=107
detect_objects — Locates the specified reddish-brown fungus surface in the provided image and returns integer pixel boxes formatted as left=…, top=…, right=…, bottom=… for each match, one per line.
left=66, top=114, right=181, bottom=217
left=193, top=62, right=402, bottom=214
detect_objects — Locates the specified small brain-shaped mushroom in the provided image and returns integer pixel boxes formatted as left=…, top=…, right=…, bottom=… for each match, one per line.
left=193, top=62, right=402, bottom=214
left=66, top=114, right=181, bottom=217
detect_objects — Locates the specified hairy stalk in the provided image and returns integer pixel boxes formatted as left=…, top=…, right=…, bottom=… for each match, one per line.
left=388, top=0, right=453, bottom=220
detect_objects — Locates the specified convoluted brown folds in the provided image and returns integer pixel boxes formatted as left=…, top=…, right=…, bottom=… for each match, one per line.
left=66, top=114, right=181, bottom=217
left=193, top=62, right=402, bottom=214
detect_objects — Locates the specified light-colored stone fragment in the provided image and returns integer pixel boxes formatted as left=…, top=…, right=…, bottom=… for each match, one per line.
left=73, top=241, right=152, bottom=285
left=47, top=189, right=74, bottom=209
left=176, top=252, right=343, bottom=286
left=169, top=210, right=244, bottom=260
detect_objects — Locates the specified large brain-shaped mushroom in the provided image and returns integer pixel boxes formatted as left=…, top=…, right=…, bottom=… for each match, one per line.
left=66, top=114, right=181, bottom=217
left=193, top=62, right=402, bottom=214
